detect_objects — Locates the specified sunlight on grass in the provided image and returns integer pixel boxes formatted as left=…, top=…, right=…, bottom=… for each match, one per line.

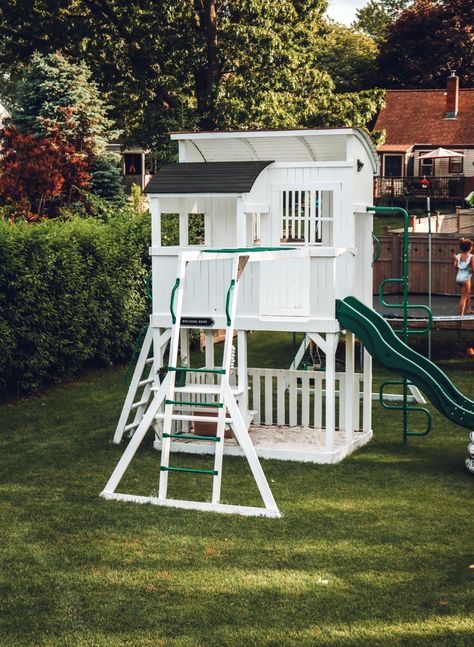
left=1, top=357, right=473, bottom=646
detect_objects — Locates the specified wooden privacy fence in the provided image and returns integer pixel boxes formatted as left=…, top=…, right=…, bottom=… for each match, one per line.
left=374, top=231, right=468, bottom=295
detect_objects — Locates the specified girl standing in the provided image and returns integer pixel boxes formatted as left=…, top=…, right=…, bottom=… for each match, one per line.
left=453, top=238, right=474, bottom=316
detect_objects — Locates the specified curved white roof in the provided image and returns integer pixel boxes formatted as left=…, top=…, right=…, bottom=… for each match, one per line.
left=170, top=127, right=378, bottom=173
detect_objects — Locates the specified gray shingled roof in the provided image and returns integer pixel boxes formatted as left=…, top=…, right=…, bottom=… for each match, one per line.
left=144, top=161, right=273, bottom=194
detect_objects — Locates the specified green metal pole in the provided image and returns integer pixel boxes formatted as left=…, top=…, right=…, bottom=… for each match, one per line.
left=367, top=206, right=410, bottom=442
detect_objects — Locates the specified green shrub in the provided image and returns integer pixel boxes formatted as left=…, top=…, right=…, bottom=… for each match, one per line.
left=0, top=209, right=150, bottom=394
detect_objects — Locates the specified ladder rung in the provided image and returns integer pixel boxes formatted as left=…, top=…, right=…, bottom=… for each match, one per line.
left=168, top=367, right=226, bottom=375
left=165, top=399, right=223, bottom=408
left=145, top=358, right=154, bottom=365
left=138, top=377, right=154, bottom=387
left=131, top=398, right=149, bottom=409
left=155, top=413, right=233, bottom=423
left=162, top=433, right=220, bottom=442
left=160, top=466, right=218, bottom=476
left=124, top=421, right=140, bottom=431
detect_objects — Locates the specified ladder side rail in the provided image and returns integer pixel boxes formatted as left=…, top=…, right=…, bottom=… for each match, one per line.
left=113, top=323, right=154, bottom=444
left=211, top=254, right=243, bottom=504
left=222, top=380, right=279, bottom=513
left=102, top=378, right=170, bottom=494
left=158, top=256, right=188, bottom=500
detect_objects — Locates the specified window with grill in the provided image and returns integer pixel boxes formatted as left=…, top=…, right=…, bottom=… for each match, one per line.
left=280, top=189, right=333, bottom=245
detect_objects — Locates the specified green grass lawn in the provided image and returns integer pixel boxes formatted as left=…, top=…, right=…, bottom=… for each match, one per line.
left=1, top=335, right=474, bottom=646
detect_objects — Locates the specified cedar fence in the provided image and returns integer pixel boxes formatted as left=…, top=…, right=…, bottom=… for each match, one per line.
left=373, top=230, right=467, bottom=296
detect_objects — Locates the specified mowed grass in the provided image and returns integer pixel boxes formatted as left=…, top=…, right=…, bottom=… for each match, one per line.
left=1, top=334, right=474, bottom=647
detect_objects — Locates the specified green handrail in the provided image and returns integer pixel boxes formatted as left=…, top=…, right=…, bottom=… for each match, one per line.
left=170, top=278, right=180, bottom=324
left=226, top=279, right=236, bottom=326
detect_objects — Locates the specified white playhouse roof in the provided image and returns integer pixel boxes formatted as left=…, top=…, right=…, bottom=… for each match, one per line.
left=170, top=127, right=378, bottom=172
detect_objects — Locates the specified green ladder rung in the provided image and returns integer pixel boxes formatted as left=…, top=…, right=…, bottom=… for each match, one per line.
left=165, top=399, right=224, bottom=408
left=160, top=466, right=218, bottom=476
left=167, top=367, right=226, bottom=375
left=162, top=433, right=221, bottom=442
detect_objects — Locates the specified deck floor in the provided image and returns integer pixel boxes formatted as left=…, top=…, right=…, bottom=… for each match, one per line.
left=153, top=426, right=373, bottom=464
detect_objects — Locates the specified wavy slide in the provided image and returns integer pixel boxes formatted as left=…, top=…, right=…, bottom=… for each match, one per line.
left=336, top=296, right=474, bottom=431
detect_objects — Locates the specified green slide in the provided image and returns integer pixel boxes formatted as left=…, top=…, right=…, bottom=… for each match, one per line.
left=336, top=296, right=474, bottom=430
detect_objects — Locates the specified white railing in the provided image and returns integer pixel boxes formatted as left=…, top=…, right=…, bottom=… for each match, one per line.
left=247, top=368, right=364, bottom=431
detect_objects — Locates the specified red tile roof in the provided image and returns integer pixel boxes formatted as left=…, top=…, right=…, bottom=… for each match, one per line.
left=374, top=89, right=474, bottom=148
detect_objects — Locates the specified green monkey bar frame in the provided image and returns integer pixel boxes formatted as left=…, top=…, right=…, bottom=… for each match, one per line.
left=368, top=206, right=433, bottom=442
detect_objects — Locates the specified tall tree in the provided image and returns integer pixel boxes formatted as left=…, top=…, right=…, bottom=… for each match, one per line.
left=353, top=0, right=413, bottom=42
left=10, top=52, right=117, bottom=155
left=0, top=1, right=384, bottom=152
left=378, top=0, right=474, bottom=88
left=315, top=24, right=378, bottom=91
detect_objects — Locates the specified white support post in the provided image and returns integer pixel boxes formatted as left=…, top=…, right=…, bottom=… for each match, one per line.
left=237, top=330, right=248, bottom=419
left=179, top=198, right=188, bottom=247
left=325, top=333, right=337, bottom=452
left=344, top=331, right=355, bottom=443
left=235, top=197, right=246, bottom=247
left=363, top=348, right=372, bottom=433
left=205, top=330, right=214, bottom=370
left=150, top=197, right=161, bottom=247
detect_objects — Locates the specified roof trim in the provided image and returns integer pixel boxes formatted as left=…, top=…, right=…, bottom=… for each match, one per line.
left=144, top=161, right=273, bottom=195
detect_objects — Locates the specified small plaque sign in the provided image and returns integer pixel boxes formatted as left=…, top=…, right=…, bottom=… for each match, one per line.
left=180, top=317, right=215, bottom=327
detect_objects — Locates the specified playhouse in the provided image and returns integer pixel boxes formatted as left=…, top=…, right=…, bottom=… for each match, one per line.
left=102, top=128, right=380, bottom=517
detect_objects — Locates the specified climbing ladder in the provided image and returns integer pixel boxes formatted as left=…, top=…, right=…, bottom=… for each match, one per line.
left=102, top=247, right=303, bottom=517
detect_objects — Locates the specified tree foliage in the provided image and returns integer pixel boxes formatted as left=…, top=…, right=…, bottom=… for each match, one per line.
left=0, top=125, right=90, bottom=221
left=0, top=1, right=384, bottom=152
left=10, top=52, right=116, bottom=156
left=353, top=0, right=413, bottom=42
left=315, top=24, right=378, bottom=91
left=378, top=0, right=474, bottom=88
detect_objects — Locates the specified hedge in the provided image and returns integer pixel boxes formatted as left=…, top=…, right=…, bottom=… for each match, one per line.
left=0, top=211, right=151, bottom=395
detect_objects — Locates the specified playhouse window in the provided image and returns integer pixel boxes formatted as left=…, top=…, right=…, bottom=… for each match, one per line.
left=188, top=213, right=205, bottom=245
left=161, top=213, right=179, bottom=246
left=280, top=190, right=333, bottom=245
left=251, top=212, right=261, bottom=245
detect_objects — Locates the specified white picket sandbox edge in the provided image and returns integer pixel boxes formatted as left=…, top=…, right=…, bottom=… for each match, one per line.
left=100, top=491, right=281, bottom=518
left=153, top=428, right=373, bottom=464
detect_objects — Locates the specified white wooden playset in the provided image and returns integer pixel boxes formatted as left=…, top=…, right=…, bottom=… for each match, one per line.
left=101, top=128, right=379, bottom=518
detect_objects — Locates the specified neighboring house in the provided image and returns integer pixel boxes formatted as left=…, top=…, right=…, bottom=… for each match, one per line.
left=374, top=72, right=474, bottom=203
left=0, top=101, right=9, bottom=129
left=106, top=142, right=151, bottom=193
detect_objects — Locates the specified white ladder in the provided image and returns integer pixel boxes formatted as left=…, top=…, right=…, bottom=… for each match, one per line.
left=102, top=250, right=281, bottom=518
left=113, top=325, right=171, bottom=444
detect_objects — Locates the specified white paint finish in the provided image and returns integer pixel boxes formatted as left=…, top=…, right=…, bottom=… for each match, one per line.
left=169, top=128, right=378, bottom=172
left=153, top=428, right=373, bottom=464
left=101, top=492, right=281, bottom=518
left=325, top=333, right=337, bottom=451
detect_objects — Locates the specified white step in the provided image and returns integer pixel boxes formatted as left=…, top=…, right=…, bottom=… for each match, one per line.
left=151, top=383, right=243, bottom=396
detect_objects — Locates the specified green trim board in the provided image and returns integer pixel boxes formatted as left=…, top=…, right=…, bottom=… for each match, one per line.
left=336, top=296, right=474, bottom=430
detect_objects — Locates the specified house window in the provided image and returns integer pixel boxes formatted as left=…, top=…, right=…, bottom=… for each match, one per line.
left=384, top=155, right=403, bottom=177
left=419, top=155, right=433, bottom=177
left=449, top=155, right=463, bottom=174
left=188, top=213, right=205, bottom=245
left=124, top=153, right=142, bottom=176
left=161, top=213, right=179, bottom=246
left=280, top=190, right=333, bottom=245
